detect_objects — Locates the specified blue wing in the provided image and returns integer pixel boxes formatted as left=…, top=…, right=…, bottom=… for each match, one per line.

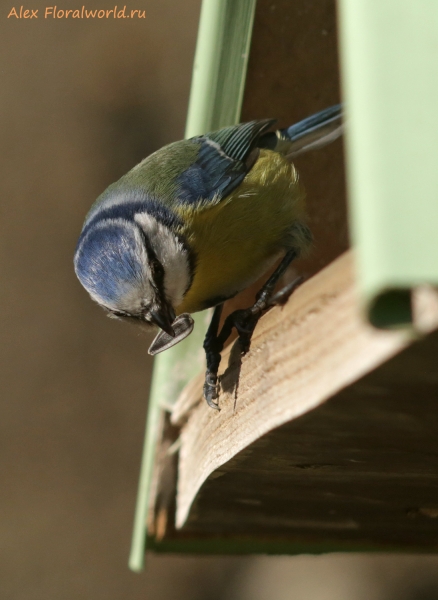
left=177, top=119, right=275, bottom=205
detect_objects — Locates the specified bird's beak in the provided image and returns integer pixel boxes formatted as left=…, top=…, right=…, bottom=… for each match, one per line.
left=148, top=313, right=194, bottom=355
left=149, top=306, right=176, bottom=337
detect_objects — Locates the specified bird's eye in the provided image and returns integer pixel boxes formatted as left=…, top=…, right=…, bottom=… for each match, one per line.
left=107, top=309, right=135, bottom=320
left=150, top=258, right=165, bottom=284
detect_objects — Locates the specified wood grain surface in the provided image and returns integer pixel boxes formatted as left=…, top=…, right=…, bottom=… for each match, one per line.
left=162, top=252, right=438, bottom=551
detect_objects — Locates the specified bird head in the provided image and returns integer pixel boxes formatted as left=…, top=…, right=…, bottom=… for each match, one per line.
left=74, top=214, right=194, bottom=350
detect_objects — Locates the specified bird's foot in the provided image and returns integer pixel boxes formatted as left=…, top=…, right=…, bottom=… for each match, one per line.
left=201, top=276, right=304, bottom=409
left=203, top=371, right=220, bottom=410
left=201, top=249, right=302, bottom=410
left=230, top=275, right=304, bottom=354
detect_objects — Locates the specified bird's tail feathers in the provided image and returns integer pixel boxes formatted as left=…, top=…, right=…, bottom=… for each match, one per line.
left=259, top=104, right=343, bottom=158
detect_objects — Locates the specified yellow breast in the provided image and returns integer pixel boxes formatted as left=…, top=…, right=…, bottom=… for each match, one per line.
left=175, top=149, right=308, bottom=314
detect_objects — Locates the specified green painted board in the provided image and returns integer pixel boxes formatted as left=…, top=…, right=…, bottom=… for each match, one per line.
left=337, top=1, right=438, bottom=328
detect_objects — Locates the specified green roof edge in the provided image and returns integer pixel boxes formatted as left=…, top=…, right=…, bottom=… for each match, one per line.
left=337, top=1, right=438, bottom=328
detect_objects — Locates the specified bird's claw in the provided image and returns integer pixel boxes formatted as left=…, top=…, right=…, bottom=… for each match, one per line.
left=203, top=371, right=220, bottom=410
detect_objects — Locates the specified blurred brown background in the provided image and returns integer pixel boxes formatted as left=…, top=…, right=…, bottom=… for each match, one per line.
left=2, top=1, right=438, bottom=598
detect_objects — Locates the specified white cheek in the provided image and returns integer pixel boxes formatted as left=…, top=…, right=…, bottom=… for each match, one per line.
left=135, top=212, right=190, bottom=308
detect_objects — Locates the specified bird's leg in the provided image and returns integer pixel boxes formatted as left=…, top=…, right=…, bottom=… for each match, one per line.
left=223, top=249, right=300, bottom=354
left=203, top=303, right=225, bottom=410
left=202, top=249, right=302, bottom=409
left=203, top=300, right=248, bottom=409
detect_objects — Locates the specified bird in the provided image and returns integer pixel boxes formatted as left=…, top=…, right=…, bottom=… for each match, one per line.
left=74, top=105, right=343, bottom=409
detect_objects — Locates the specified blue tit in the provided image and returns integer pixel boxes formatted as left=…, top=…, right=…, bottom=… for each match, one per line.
left=74, top=105, right=343, bottom=408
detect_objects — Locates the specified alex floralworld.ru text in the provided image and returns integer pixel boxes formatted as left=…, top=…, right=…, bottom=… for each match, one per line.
left=7, top=6, right=146, bottom=18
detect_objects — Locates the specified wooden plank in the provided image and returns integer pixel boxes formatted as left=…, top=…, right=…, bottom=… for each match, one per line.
left=241, top=0, right=347, bottom=281
left=167, top=251, right=438, bottom=550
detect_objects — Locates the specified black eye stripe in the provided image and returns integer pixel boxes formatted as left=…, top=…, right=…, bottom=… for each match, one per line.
left=112, top=310, right=129, bottom=317
left=137, top=228, right=166, bottom=292
left=150, top=258, right=165, bottom=286
left=110, top=310, right=140, bottom=320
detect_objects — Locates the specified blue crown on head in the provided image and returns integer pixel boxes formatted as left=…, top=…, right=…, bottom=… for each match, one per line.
left=74, top=220, right=146, bottom=307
